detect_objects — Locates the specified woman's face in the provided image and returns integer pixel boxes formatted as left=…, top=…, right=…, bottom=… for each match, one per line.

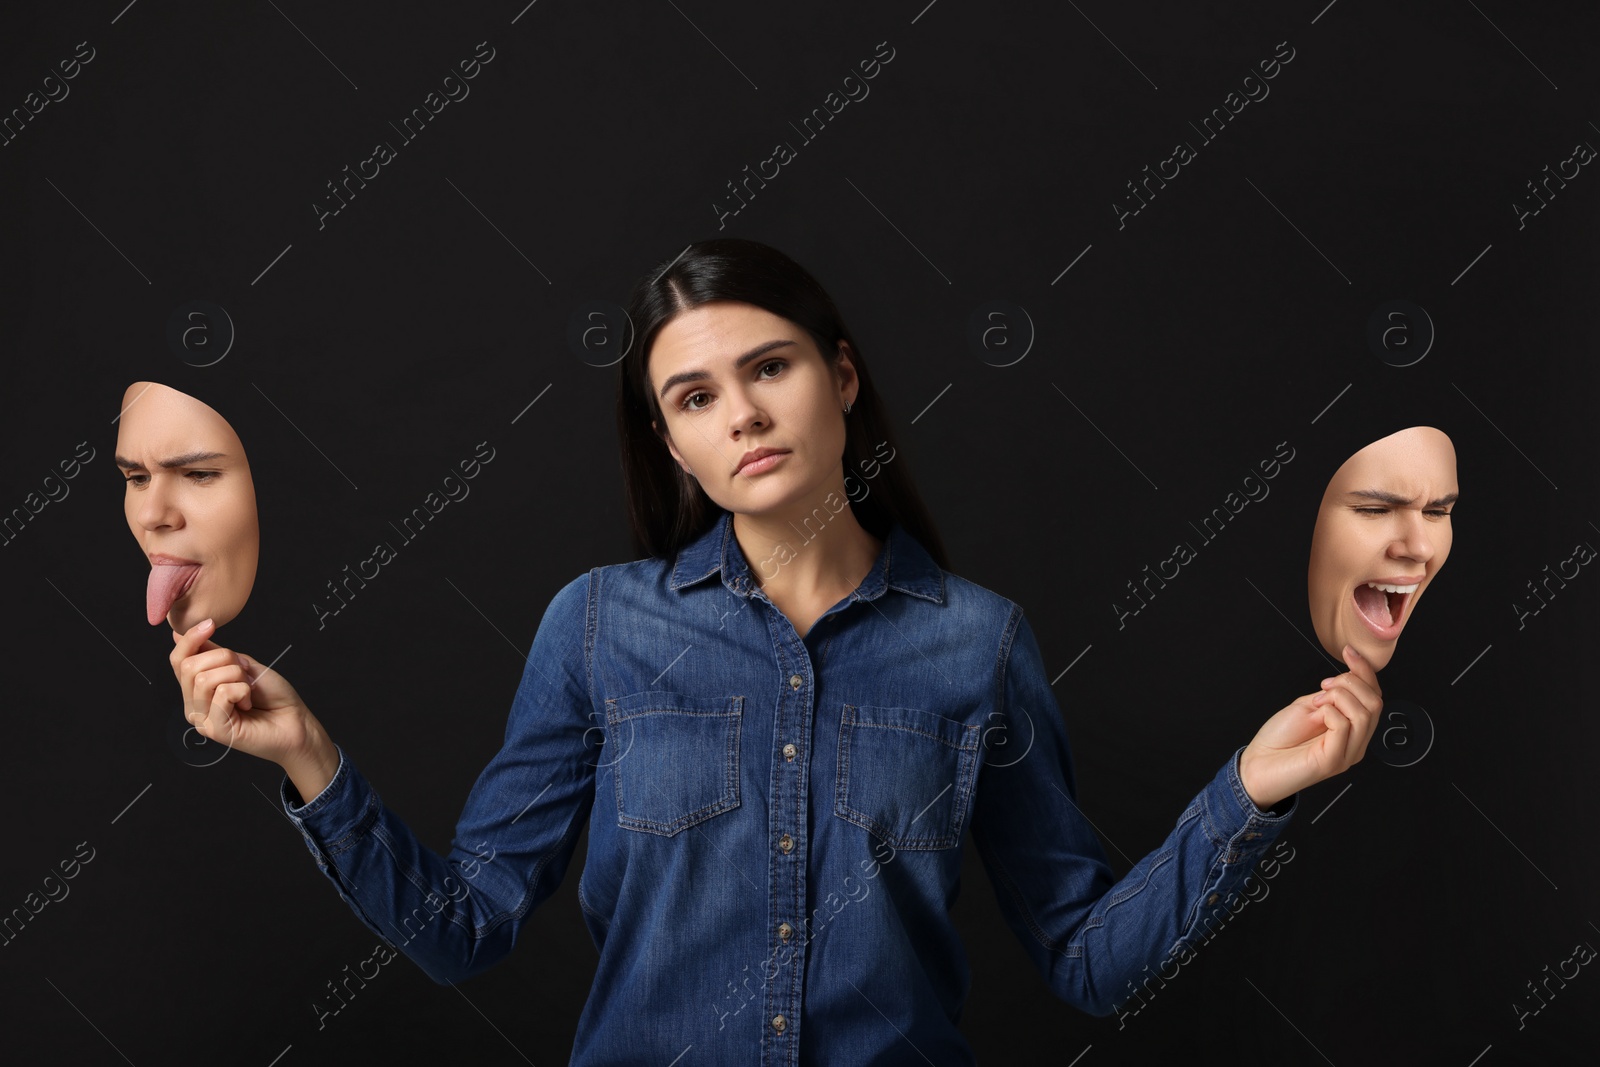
left=648, top=301, right=857, bottom=519
left=1307, top=426, right=1458, bottom=670
left=115, top=382, right=259, bottom=632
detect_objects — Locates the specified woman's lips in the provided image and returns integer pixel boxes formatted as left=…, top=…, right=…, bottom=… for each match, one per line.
left=738, top=451, right=788, bottom=475
left=1350, top=578, right=1421, bottom=641
left=147, top=560, right=202, bottom=626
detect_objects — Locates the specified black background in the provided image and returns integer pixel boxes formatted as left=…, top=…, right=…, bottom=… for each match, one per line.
left=2, top=1, right=1597, bottom=1063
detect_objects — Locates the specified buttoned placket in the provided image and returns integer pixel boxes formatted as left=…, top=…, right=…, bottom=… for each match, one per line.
left=749, top=577, right=811, bottom=1067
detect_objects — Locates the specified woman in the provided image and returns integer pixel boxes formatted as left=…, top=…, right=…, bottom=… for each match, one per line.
left=169, top=238, right=1381, bottom=1063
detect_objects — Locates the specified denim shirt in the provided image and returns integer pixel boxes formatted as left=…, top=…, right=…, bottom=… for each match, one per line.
left=281, top=508, right=1296, bottom=1065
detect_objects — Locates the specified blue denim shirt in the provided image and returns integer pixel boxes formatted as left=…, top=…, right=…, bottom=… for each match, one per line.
left=281, top=508, right=1296, bottom=1064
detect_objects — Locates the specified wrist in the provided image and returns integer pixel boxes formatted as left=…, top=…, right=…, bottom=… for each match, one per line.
left=1237, top=747, right=1286, bottom=812
left=281, top=716, right=339, bottom=804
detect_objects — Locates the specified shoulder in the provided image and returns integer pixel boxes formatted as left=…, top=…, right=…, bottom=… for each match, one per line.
left=934, top=568, right=1025, bottom=629
left=584, top=555, right=676, bottom=593
left=561, top=556, right=686, bottom=615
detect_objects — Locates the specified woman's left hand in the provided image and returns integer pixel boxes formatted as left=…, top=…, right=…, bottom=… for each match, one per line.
left=1238, top=644, right=1383, bottom=810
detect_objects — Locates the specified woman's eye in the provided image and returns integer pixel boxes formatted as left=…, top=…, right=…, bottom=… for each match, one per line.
left=1353, top=507, right=1389, bottom=516
left=679, top=360, right=786, bottom=412
left=1426, top=509, right=1451, bottom=518
left=124, top=474, right=148, bottom=487
left=186, top=470, right=219, bottom=483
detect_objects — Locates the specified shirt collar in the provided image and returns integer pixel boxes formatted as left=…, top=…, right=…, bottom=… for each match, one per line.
left=669, top=508, right=945, bottom=604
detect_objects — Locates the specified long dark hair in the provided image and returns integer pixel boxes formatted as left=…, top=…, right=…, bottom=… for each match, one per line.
left=615, top=238, right=950, bottom=570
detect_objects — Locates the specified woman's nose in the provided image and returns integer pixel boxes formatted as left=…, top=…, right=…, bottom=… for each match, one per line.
left=135, top=478, right=182, bottom=531
left=724, top=386, right=767, bottom=438
left=1388, top=512, right=1434, bottom=562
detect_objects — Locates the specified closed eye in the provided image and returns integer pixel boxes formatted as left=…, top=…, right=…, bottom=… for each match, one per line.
left=123, top=469, right=221, bottom=487
left=1353, top=506, right=1451, bottom=518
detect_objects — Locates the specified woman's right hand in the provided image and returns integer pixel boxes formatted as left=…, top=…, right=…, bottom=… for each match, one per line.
left=170, top=618, right=340, bottom=799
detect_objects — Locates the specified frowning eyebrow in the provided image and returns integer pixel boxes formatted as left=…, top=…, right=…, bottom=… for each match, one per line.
left=1345, top=489, right=1459, bottom=507
left=657, top=339, right=798, bottom=400
left=114, top=451, right=227, bottom=470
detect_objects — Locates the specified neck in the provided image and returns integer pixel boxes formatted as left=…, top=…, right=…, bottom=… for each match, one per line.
left=733, top=498, right=882, bottom=600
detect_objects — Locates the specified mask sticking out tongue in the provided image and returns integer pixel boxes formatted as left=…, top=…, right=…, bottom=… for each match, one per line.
left=147, top=564, right=201, bottom=625
left=1353, top=583, right=1393, bottom=627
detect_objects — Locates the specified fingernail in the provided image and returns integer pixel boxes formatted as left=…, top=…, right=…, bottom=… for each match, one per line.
left=200, top=618, right=214, bottom=632
left=1347, top=645, right=1362, bottom=658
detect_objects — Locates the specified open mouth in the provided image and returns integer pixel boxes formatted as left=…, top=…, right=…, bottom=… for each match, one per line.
left=147, top=562, right=202, bottom=626
left=1351, top=580, right=1418, bottom=640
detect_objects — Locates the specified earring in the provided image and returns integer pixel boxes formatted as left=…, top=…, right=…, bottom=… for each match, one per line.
left=843, top=402, right=852, bottom=415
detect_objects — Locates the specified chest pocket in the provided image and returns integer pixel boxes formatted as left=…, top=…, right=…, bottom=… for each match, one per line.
left=834, top=703, right=981, bottom=850
left=604, top=691, right=744, bottom=837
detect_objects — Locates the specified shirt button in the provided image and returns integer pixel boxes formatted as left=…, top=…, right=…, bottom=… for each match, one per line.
left=783, top=743, right=798, bottom=761
left=1206, top=893, right=1219, bottom=905
left=1243, top=832, right=1261, bottom=840
left=772, top=1014, right=788, bottom=1033
left=789, top=674, right=802, bottom=689
left=778, top=922, right=794, bottom=941
left=778, top=833, right=794, bottom=854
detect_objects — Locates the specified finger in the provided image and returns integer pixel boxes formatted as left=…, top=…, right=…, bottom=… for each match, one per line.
left=201, top=685, right=233, bottom=740
left=1319, top=671, right=1383, bottom=717
left=189, top=662, right=245, bottom=727
left=1297, top=704, right=1350, bottom=778
left=198, top=680, right=252, bottom=738
left=169, top=618, right=217, bottom=673
left=194, top=664, right=248, bottom=701
left=208, top=682, right=252, bottom=740
left=171, top=629, right=219, bottom=654
left=179, top=648, right=245, bottom=696
left=1320, top=686, right=1377, bottom=766
left=231, top=654, right=255, bottom=710
left=1342, top=644, right=1383, bottom=699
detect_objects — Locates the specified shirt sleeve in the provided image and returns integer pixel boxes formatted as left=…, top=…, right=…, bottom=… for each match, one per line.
left=970, top=605, right=1297, bottom=1017
left=278, top=571, right=597, bottom=985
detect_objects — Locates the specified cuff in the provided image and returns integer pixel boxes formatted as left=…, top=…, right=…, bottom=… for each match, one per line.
left=278, top=745, right=382, bottom=860
left=1228, top=747, right=1298, bottom=821
left=1199, top=747, right=1296, bottom=864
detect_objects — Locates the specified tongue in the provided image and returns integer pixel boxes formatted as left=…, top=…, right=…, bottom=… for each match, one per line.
left=1354, top=584, right=1392, bottom=627
left=147, top=565, right=200, bottom=626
